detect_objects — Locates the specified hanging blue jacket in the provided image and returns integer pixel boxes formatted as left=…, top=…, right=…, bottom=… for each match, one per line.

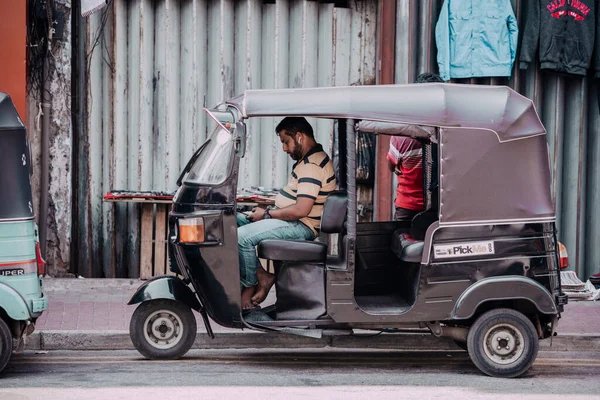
left=435, top=0, right=519, bottom=81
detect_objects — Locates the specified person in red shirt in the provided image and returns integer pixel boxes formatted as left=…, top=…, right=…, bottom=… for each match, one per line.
left=388, top=135, right=424, bottom=220
left=387, top=73, right=442, bottom=221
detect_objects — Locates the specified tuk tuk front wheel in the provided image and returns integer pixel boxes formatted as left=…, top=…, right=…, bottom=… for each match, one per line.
left=467, top=308, right=539, bottom=378
left=0, top=318, right=13, bottom=373
left=130, top=299, right=197, bottom=360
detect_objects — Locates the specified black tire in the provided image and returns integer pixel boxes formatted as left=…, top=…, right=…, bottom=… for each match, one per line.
left=0, top=318, right=13, bottom=374
left=467, top=308, right=539, bottom=378
left=129, top=299, right=197, bottom=360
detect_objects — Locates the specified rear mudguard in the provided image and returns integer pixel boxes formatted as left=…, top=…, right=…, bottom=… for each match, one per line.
left=452, top=276, right=557, bottom=320
left=128, top=276, right=202, bottom=312
left=0, top=282, right=31, bottom=321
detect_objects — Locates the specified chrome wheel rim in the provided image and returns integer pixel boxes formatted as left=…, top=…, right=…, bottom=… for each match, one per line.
left=483, top=323, right=525, bottom=365
left=143, top=309, right=184, bottom=350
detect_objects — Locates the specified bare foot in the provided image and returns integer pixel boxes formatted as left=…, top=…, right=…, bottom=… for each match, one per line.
left=241, top=286, right=257, bottom=309
left=251, top=267, right=276, bottom=305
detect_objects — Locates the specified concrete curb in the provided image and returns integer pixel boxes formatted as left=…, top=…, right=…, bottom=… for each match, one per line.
left=539, top=334, right=600, bottom=352
left=42, top=277, right=140, bottom=291
left=24, top=330, right=600, bottom=352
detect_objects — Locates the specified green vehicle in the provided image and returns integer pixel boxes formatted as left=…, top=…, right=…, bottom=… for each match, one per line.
left=0, top=93, right=47, bottom=373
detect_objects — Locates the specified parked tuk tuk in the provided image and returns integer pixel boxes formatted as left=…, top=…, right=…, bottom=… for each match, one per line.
left=0, top=93, right=47, bottom=373
left=128, top=84, right=568, bottom=378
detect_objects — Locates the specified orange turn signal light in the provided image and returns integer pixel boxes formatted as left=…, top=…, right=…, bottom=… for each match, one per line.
left=179, top=217, right=205, bottom=243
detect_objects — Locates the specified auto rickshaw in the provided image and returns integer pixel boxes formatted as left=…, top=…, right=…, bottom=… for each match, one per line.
left=0, top=93, right=47, bottom=373
left=128, top=84, right=568, bottom=378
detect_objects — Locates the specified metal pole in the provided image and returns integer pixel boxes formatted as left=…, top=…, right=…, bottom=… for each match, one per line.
left=40, top=1, right=54, bottom=257
left=346, top=119, right=356, bottom=238
left=374, top=0, right=396, bottom=221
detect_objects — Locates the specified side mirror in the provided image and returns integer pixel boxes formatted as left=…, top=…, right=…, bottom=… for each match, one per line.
left=233, top=121, right=246, bottom=158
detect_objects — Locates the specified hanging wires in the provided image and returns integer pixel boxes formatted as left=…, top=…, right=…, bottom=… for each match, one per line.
left=27, top=0, right=51, bottom=95
left=85, top=0, right=114, bottom=76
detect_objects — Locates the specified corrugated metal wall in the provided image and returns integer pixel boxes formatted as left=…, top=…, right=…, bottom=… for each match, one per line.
left=75, top=0, right=377, bottom=277
left=75, top=0, right=599, bottom=280
left=395, top=0, right=600, bottom=280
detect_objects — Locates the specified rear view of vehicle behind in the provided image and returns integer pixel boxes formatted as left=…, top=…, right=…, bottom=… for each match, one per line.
left=0, top=93, right=47, bottom=373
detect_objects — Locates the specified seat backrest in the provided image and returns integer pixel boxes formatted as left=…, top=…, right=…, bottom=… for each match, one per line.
left=321, top=191, right=348, bottom=234
left=423, top=140, right=439, bottom=212
left=411, top=138, right=439, bottom=241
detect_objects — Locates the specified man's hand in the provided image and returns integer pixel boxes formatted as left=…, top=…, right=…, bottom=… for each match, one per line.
left=246, top=207, right=266, bottom=222
left=388, top=160, right=402, bottom=176
left=246, top=197, right=315, bottom=222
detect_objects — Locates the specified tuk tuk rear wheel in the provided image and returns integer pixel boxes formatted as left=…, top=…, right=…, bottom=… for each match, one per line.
left=130, top=299, right=197, bottom=360
left=0, top=318, right=13, bottom=373
left=467, top=308, right=538, bottom=378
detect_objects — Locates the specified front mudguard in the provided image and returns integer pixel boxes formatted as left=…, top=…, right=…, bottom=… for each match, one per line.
left=452, top=276, right=558, bottom=320
left=128, top=276, right=202, bottom=312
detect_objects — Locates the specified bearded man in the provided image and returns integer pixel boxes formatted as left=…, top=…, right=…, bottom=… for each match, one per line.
left=237, top=117, right=336, bottom=309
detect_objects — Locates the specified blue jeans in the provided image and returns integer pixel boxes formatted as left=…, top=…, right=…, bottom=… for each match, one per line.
left=237, top=213, right=315, bottom=288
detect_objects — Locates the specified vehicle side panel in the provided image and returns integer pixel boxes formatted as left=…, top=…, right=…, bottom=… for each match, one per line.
left=0, top=221, right=46, bottom=320
left=328, top=222, right=560, bottom=325
left=171, top=160, right=242, bottom=329
left=0, top=282, right=31, bottom=320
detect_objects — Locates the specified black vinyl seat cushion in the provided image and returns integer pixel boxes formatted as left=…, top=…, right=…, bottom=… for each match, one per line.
left=391, top=230, right=424, bottom=263
left=257, top=239, right=328, bottom=263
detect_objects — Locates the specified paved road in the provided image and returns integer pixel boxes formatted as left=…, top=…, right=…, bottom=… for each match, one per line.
left=1, top=349, right=599, bottom=399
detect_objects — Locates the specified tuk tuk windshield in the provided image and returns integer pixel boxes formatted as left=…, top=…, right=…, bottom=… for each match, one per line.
left=184, top=126, right=234, bottom=185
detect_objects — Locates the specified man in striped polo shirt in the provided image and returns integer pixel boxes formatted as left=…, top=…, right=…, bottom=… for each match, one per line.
left=237, top=117, right=336, bottom=309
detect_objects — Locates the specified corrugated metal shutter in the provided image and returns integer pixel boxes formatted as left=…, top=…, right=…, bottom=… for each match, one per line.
left=75, top=0, right=599, bottom=280
left=75, top=0, right=377, bottom=277
left=395, top=0, right=599, bottom=280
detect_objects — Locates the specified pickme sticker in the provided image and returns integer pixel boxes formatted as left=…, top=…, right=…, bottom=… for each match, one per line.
left=433, top=241, right=495, bottom=259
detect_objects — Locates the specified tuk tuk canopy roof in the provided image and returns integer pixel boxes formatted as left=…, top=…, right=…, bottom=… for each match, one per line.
left=227, top=84, right=545, bottom=142
left=226, top=84, right=555, bottom=224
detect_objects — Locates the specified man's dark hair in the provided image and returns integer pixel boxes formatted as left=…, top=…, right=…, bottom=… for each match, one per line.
left=275, top=117, right=314, bottom=139
left=415, top=72, right=444, bottom=83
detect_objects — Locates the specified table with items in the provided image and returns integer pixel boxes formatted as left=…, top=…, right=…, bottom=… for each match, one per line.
left=103, top=188, right=278, bottom=278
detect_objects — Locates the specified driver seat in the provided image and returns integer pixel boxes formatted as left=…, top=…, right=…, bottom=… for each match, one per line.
left=257, top=191, right=348, bottom=263
left=257, top=191, right=347, bottom=320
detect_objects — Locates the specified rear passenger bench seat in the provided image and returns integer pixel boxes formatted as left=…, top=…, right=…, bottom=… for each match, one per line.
left=391, top=210, right=438, bottom=263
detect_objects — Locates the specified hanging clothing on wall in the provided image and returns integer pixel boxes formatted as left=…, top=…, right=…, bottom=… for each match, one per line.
left=519, top=0, right=599, bottom=77
left=435, top=0, right=519, bottom=81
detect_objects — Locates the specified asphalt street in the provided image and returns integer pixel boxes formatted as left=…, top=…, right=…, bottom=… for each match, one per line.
left=1, top=348, right=599, bottom=399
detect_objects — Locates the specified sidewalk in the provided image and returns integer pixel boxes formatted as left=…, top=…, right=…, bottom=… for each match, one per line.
left=25, top=278, right=600, bottom=352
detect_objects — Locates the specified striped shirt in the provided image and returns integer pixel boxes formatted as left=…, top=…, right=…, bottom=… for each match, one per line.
left=275, top=144, right=337, bottom=236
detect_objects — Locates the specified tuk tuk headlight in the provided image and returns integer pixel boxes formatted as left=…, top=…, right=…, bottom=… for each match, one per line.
left=178, top=217, right=205, bottom=244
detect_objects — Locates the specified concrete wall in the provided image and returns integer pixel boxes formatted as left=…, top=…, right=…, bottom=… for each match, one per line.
left=27, top=2, right=73, bottom=277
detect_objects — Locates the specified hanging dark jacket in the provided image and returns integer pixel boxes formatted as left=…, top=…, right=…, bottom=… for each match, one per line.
left=520, top=0, right=600, bottom=77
